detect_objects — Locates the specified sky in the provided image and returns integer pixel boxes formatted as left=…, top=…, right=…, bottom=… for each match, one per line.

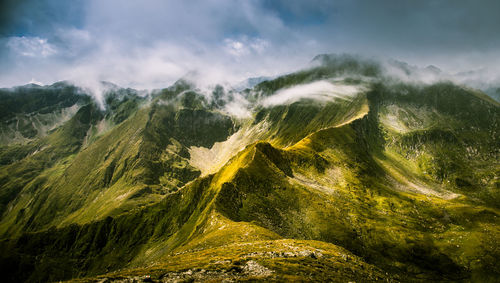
left=1, top=0, right=500, bottom=89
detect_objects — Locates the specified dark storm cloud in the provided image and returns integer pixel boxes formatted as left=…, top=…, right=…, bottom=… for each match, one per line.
left=0, top=0, right=499, bottom=89
left=0, top=0, right=84, bottom=37
left=327, top=0, right=500, bottom=54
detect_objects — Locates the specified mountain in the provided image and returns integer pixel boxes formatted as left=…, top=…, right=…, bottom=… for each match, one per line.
left=233, top=76, right=273, bottom=91
left=483, top=86, right=500, bottom=102
left=0, top=54, right=499, bottom=282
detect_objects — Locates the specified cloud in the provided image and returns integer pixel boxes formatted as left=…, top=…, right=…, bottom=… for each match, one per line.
left=0, top=0, right=499, bottom=91
left=224, top=37, right=270, bottom=57
left=223, top=94, right=252, bottom=119
left=28, top=78, right=43, bottom=85
left=261, top=81, right=364, bottom=106
left=6, top=36, right=57, bottom=57
left=0, top=0, right=312, bottom=89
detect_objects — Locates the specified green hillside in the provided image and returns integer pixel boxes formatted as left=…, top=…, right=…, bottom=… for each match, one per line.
left=0, top=57, right=499, bottom=282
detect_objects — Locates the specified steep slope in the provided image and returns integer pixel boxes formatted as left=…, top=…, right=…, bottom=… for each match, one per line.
left=377, top=82, right=499, bottom=205
left=0, top=130, right=390, bottom=282
left=0, top=57, right=499, bottom=282
left=0, top=103, right=103, bottom=226
left=0, top=89, right=237, bottom=238
left=0, top=82, right=90, bottom=145
left=97, top=80, right=499, bottom=281
left=189, top=79, right=369, bottom=175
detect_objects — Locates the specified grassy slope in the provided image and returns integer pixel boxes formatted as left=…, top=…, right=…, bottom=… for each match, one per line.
left=0, top=74, right=499, bottom=282
left=0, top=93, right=236, bottom=238
left=0, top=83, right=92, bottom=145
left=377, top=82, right=499, bottom=205
left=0, top=103, right=103, bottom=233
left=94, top=82, right=499, bottom=282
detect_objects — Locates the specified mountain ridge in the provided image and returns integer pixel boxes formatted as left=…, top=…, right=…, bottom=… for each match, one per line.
left=0, top=55, right=499, bottom=282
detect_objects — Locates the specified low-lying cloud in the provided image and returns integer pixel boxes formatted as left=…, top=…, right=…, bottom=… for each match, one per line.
left=1, top=0, right=500, bottom=92
left=261, top=81, right=363, bottom=106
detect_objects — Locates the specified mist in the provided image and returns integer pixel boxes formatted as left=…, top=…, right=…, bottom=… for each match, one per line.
left=1, top=0, right=500, bottom=93
left=261, top=81, right=364, bottom=106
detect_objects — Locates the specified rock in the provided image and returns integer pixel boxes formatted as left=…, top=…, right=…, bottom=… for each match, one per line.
left=242, top=260, right=273, bottom=277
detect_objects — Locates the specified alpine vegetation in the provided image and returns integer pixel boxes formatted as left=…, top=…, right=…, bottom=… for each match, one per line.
left=1, top=1, right=500, bottom=282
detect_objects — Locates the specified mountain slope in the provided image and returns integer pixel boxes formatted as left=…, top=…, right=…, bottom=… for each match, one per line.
left=0, top=86, right=237, bottom=238
left=0, top=56, right=499, bottom=282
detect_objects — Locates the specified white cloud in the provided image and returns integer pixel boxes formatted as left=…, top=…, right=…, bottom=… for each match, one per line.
left=224, top=39, right=247, bottom=57
left=224, top=37, right=270, bottom=57
left=0, top=1, right=318, bottom=90
left=28, top=78, right=43, bottom=85
left=250, top=38, right=270, bottom=54
left=2, top=0, right=500, bottom=92
left=223, top=93, right=252, bottom=118
left=6, top=36, right=57, bottom=57
left=261, top=81, right=364, bottom=106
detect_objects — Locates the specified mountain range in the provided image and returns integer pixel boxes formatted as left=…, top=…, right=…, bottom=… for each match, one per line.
left=0, top=54, right=499, bottom=282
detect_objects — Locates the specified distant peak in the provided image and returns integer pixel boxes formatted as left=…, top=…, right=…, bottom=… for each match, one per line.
left=425, top=65, right=442, bottom=74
